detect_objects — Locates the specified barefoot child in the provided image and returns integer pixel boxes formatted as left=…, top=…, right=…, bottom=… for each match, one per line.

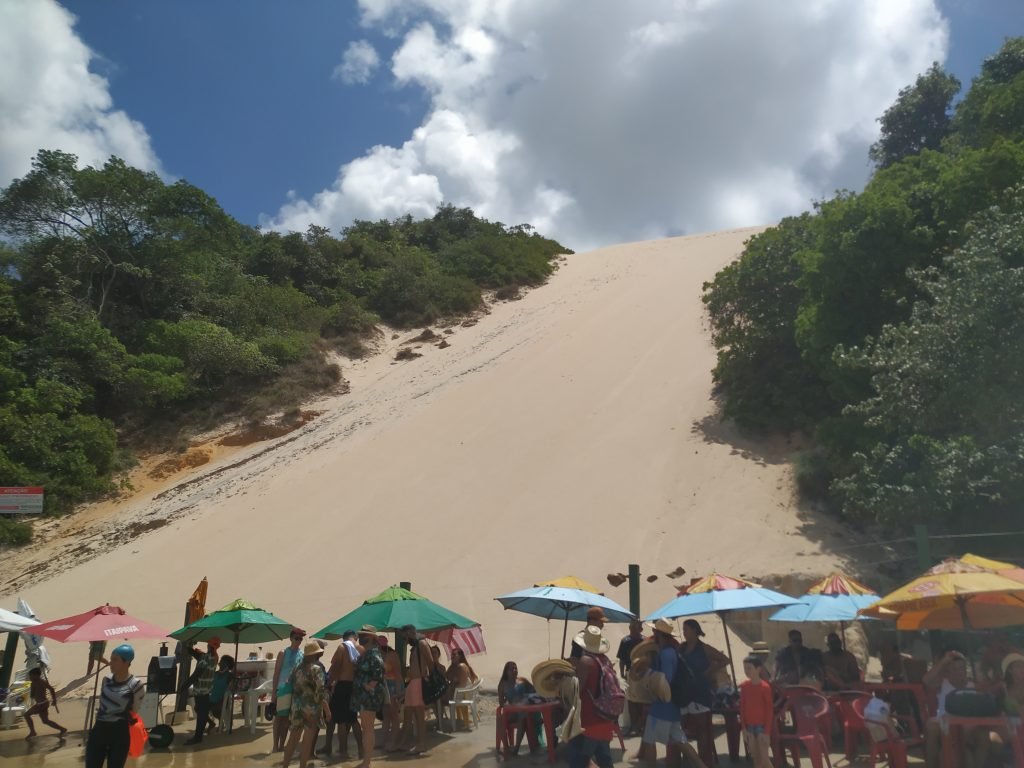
left=739, top=655, right=773, bottom=768
left=24, top=668, right=67, bottom=740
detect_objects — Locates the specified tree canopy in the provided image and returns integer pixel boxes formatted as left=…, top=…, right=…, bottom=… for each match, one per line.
left=702, top=38, right=1024, bottom=539
left=0, top=153, right=569, bottom=542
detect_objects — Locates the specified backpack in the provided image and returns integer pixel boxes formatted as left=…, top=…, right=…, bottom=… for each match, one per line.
left=583, top=652, right=625, bottom=721
left=669, top=650, right=698, bottom=709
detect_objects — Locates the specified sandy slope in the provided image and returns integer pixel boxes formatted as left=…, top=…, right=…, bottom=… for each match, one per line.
left=5, top=226, right=848, bottom=688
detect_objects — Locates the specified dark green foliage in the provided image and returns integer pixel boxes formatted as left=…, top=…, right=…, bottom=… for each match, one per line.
left=0, top=153, right=569, bottom=541
left=869, top=64, right=960, bottom=169
left=702, top=38, right=1024, bottom=536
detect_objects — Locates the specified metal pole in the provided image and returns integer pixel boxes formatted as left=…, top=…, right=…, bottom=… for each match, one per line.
left=561, top=617, right=569, bottom=659
left=914, top=524, right=932, bottom=570
left=719, top=613, right=738, bottom=688
left=397, top=582, right=411, bottom=675
left=628, top=564, right=641, bottom=617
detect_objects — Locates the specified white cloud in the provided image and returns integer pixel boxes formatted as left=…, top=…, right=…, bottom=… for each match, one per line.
left=332, top=40, right=381, bottom=85
left=265, top=0, right=949, bottom=250
left=0, top=0, right=161, bottom=186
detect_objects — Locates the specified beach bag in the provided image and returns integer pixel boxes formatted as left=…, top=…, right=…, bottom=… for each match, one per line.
left=422, top=664, right=448, bottom=705
left=127, top=712, right=148, bottom=757
left=583, top=652, right=625, bottom=721
left=669, top=651, right=698, bottom=709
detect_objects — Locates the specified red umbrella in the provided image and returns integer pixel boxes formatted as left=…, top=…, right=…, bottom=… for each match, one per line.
left=30, top=604, right=169, bottom=643
left=29, top=604, right=169, bottom=734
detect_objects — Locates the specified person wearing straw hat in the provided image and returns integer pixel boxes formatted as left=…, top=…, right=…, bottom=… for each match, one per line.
left=568, top=625, right=619, bottom=768
left=644, top=619, right=707, bottom=768
left=626, top=637, right=658, bottom=739
left=750, top=642, right=773, bottom=683
left=569, top=606, right=608, bottom=661
left=282, top=641, right=330, bottom=768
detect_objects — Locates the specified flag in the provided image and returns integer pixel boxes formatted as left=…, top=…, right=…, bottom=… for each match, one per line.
left=186, top=578, right=208, bottom=625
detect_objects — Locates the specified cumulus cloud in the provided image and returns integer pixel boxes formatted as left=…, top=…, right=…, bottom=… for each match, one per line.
left=265, top=0, right=949, bottom=249
left=333, top=40, right=382, bottom=84
left=0, top=0, right=161, bottom=186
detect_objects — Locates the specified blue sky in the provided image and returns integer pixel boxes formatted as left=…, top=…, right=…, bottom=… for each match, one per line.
left=2, top=0, right=1022, bottom=248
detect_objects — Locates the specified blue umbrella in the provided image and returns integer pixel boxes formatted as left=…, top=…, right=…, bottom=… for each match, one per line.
left=495, top=584, right=635, bottom=657
left=644, top=573, right=801, bottom=685
left=769, top=594, right=879, bottom=623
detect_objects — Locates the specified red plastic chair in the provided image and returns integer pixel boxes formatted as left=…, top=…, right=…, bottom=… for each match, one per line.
left=779, top=687, right=834, bottom=754
left=777, top=693, right=833, bottom=768
left=851, top=698, right=907, bottom=768
left=835, top=693, right=871, bottom=758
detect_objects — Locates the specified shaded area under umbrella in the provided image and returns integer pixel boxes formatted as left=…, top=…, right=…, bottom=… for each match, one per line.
left=646, top=573, right=800, bottom=686
left=315, top=586, right=478, bottom=639
left=170, top=598, right=296, bottom=734
left=495, top=583, right=635, bottom=658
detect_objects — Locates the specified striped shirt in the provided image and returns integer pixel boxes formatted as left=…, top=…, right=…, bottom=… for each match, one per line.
left=96, top=674, right=143, bottom=723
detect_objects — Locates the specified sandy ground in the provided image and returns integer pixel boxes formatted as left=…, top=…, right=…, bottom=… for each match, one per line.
left=2, top=226, right=856, bottom=695
left=0, top=697, right=927, bottom=766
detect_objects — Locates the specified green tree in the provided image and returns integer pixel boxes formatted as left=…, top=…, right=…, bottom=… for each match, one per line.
left=833, top=196, right=1024, bottom=531
left=869, top=63, right=960, bottom=169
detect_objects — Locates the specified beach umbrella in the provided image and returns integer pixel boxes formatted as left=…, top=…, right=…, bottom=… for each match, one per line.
left=645, top=573, right=801, bottom=685
left=0, top=607, right=38, bottom=633
left=858, top=557, right=1024, bottom=630
left=770, top=572, right=880, bottom=647
left=170, top=598, right=296, bottom=734
left=495, top=583, right=635, bottom=658
left=15, top=598, right=50, bottom=673
left=314, top=586, right=478, bottom=639
left=28, top=604, right=170, bottom=732
left=535, top=576, right=604, bottom=594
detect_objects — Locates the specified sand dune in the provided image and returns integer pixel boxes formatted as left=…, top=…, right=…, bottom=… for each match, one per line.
left=5, top=226, right=848, bottom=686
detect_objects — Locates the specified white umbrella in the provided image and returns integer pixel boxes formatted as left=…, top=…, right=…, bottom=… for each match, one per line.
left=17, top=598, right=50, bottom=672
left=0, top=607, right=37, bottom=633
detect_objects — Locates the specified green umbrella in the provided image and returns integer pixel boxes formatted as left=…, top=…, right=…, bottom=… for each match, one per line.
left=313, top=586, right=477, bottom=639
left=170, top=598, right=296, bottom=645
left=170, top=598, right=297, bottom=734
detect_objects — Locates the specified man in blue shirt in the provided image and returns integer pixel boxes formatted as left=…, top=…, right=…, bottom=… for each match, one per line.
left=644, top=619, right=696, bottom=766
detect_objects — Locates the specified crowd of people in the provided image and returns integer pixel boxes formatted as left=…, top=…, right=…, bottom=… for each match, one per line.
left=58, top=615, right=1024, bottom=768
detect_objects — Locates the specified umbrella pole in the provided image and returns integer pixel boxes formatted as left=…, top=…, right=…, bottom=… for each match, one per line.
left=83, top=663, right=102, bottom=738
left=229, top=636, right=239, bottom=734
left=841, top=621, right=846, bottom=651
left=956, top=598, right=979, bottom=680
left=561, top=616, right=569, bottom=660
left=719, top=613, right=737, bottom=688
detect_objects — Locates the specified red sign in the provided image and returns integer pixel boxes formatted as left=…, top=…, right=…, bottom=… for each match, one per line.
left=0, top=487, right=44, bottom=514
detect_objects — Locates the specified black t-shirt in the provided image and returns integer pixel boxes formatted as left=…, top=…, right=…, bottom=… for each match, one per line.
left=617, top=635, right=643, bottom=670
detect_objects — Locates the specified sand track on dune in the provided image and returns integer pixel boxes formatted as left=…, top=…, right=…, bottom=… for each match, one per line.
left=4, top=226, right=852, bottom=685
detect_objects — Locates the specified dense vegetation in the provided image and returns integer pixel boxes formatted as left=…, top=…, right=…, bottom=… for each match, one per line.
left=703, top=38, right=1024, bottom=538
left=0, top=151, right=569, bottom=542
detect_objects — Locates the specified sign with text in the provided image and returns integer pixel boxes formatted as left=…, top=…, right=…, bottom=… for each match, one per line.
left=0, top=487, right=44, bottom=514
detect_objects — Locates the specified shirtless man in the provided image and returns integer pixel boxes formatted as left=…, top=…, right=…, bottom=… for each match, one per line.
left=399, top=624, right=434, bottom=755
left=323, top=630, right=363, bottom=760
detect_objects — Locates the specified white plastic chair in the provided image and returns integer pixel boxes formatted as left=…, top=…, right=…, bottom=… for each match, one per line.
left=448, top=677, right=483, bottom=730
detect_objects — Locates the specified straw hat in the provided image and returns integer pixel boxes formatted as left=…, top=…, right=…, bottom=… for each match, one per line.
left=303, top=641, right=324, bottom=658
left=573, top=625, right=610, bottom=654
left=630, top=638, right=658, bottom=665
left=650, top=618, right=679, bottom=639
left=532, top=659, right=575, bottom=698
left=1003, top=653, right=1024, bottom=675
left=358, top=624, right=378, bottom=637
left=752, top=641, right=771, bottom=656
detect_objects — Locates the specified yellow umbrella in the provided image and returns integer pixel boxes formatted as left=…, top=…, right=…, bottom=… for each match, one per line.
left=859, top=557, right=1024, bottom=630
left=535, top=576, right=604, bottom=594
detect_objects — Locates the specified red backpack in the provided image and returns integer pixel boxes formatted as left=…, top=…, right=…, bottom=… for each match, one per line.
left=583, top=652, right=625, bottom=721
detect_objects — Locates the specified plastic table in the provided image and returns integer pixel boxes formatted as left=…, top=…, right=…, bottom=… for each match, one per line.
left=496, top=701, right=559, bottom=763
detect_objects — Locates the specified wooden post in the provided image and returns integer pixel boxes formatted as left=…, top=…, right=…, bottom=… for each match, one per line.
left=628, top=564, right=641, bottom=617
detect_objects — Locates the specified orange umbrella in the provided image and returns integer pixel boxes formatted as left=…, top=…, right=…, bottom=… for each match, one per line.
left=858, top=557, right=1024, bottom=630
